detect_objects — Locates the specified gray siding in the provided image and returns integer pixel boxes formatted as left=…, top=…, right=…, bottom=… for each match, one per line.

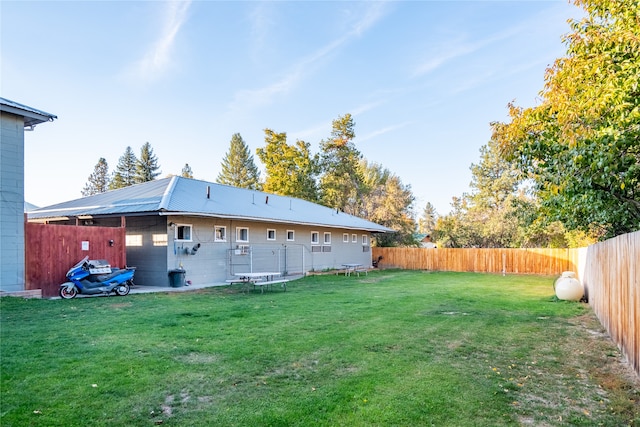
left=125, top=216, right=168, bottom=286
left=0, top=113, right=25, bottom=292
left=124, top=215, right=375, bottom=287
left=167, top=217, right=230, bottom=285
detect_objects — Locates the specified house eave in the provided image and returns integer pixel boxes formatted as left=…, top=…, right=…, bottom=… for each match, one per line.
left=159, top=211, right=393, bottom=233
left=0, top=98, right=57, bottom=128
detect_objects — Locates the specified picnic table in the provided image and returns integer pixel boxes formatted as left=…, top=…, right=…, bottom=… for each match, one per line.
left=341, top=263, right=362, bottom=276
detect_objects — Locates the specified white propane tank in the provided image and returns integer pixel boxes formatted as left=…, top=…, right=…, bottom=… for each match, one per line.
left=554, top=271, right=584, bottom=301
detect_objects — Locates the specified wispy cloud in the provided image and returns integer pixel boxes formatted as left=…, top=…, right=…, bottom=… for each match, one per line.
left=412, top=4, right=560, bottom=78
left=416, top=3, right=573, bottom=95
left=358, top=121, right=412, bottom=143
left=351, top=100, right=385, bottom=116
left=229, top=2, right=390, bottom=111
left=412, top=38, right=477, bottom=77
left=412, top=30, right=512, bottom=78
left=289, top=101, right=386, bottom=143
left=123, top=1, right=191, bottom=83
left=248, top=3, right=276, bottom=62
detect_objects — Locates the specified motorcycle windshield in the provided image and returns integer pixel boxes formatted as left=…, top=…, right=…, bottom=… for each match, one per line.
left=67, top=256, right=89, bottom=276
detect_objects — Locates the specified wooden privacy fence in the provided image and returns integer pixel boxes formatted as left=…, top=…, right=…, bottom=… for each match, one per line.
left=580, top=231, right=639, bottom=377
left=372, top=247, right=580, bottom=276
left=25, top=223, right=126, bottom=297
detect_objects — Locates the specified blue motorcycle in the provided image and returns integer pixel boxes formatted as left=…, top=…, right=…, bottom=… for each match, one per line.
left=59, top=256, right=136, bottom=299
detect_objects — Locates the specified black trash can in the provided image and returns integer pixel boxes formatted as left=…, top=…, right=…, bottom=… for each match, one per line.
left=168, top=269, right=186, bottom=287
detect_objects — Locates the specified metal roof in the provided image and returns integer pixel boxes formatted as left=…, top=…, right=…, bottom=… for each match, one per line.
left=0, top=98, right=57, bottom=128
left=28, top=176, right=394, bottom=233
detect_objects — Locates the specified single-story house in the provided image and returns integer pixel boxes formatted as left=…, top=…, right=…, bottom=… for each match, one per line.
left=1, top=98, right=56, bottom=294
left=28, top=176, right=393, bottom=286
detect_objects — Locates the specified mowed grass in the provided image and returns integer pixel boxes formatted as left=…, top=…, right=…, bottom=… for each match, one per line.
left=1, top=270, right=638, bottom=426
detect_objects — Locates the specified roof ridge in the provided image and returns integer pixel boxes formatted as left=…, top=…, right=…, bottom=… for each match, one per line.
left=159, top=176, right=179, bottom=210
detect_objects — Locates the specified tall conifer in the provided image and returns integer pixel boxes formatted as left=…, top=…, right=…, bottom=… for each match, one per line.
left=135, top=142, right=161, bottom=183
left=109, top=146, right=137, bottom=190
left=82, top=157, right=110, bottom=196
left=217, top=133, right=260, bottom=189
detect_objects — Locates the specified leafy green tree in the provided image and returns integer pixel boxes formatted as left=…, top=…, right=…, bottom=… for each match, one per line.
left=435, top=197, right=472, bottom=248
left=436, top=139, right=534, bottom=248
left=358, top=160, right=416, bottom=247
left=109, top=146, right=137, bottom=190
left=135, top=142, right=161, bottom=183
left=319, top=114, right=364, bottom=213
left=492, top=0, right=640, bottom=239
left=82, top=157, right=110, bottom=196
left=466, top=139, right=525, bottom=247
left=217, top=133, right=261, bottom=189
left=181, top=163, right=194, bottom=179
left=418, top=202, right=437, bottom=235
left=256, top=129, right=320, bottom=201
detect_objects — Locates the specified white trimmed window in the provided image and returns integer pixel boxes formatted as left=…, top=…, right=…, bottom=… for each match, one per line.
left=362, top=235, right=369, bottom=245
left=267, top=229, right=276, bottom=240
left=152, top=234, right=167, bottom=246
left=352, top=233, right=358, bottom=243
left=236, top=227, right=249, bottom=242
left=214, top=226, right=226, bottom=242
left=343, top=233, right=349, bottom=243
left=175, top=224, right=192, bottom=242
left=286, top=230, right=295, bottom=241
left=324, top=232, right=331, bottom=244
left=311, top=231, right=319, bottom=244
left=126, top=234, right=143, bottom=247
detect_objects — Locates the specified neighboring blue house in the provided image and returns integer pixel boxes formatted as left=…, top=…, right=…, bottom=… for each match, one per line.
left=28, top=176, right=393, bottom=286
left=0, top=98, right=56, bottom=294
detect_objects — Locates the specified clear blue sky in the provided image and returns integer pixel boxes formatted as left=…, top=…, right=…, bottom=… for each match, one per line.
left=2, top=1, right=582, bottom=216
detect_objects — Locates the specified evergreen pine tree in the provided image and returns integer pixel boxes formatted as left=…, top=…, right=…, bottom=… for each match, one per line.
left=319, top=113, right=363, bottom=213
left=418, top=202, right=438, bottom=234
left=216, top=133, right=260, bottom=189
left=81, top=157, right=110, bottom=196
left=135, top=142, right=161, bottom=183
left=109, top=146, right=137, bottom=190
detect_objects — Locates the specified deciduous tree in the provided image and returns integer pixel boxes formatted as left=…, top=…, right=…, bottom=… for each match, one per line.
left=256, top=129, right=319, bottom=201
left=492, top=0, right=640, bottom=238
left=358, top=160, right=416, bottom=247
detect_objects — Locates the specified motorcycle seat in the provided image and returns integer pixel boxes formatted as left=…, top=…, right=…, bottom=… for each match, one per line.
left=88, top=269, right=127, bottom=283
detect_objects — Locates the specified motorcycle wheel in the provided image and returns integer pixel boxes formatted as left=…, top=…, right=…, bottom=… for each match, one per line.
left=115, top=283, right=130, bottom=296
left=59, top=286, right=78, bottom=299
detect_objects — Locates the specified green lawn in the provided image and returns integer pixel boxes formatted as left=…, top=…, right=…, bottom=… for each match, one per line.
left=1, top=270, right=638, bottom=426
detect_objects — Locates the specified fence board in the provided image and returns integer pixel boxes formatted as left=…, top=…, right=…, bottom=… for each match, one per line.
left=581, top=231, right=639, bottom=377
left=371, top=247, right=579, bottom=276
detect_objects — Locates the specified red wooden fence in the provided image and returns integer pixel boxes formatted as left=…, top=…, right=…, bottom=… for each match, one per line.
left=25, top=223, right=126, bottom=297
